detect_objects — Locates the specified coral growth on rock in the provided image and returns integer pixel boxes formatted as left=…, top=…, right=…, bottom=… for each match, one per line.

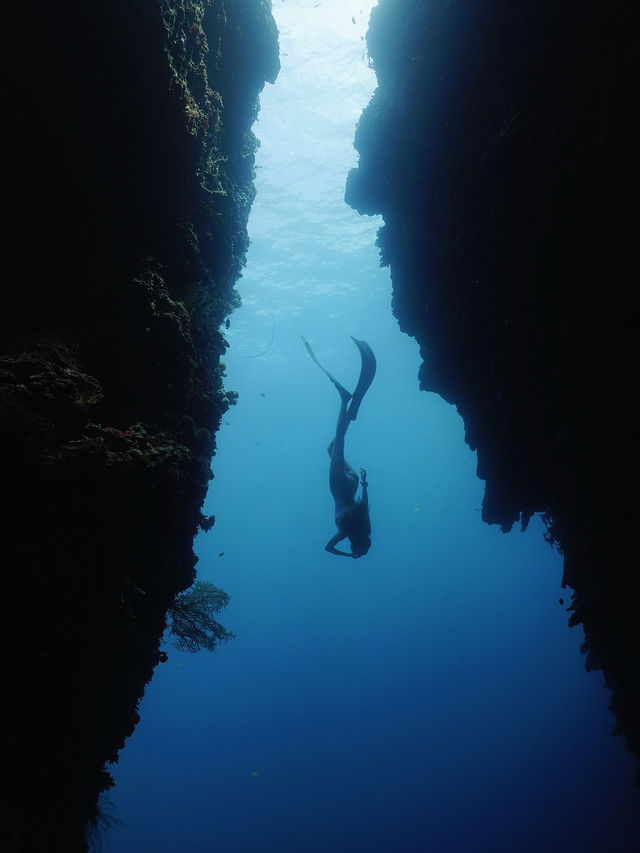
left=0, top=1, right=278, bottom=850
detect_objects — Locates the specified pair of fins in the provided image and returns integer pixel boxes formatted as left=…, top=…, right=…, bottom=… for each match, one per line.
left=302, top=335, right=376, bottom=421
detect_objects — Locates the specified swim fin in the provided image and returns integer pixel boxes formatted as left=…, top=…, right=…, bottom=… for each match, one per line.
left=347, top=337, right=376, bottom=421
left=301, top=335, right=375, bottom=416
left=301, top=335, right=352, bottom=400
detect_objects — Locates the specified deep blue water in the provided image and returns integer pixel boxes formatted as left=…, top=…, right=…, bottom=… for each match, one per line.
left=97, top=2, right=640, bottom=850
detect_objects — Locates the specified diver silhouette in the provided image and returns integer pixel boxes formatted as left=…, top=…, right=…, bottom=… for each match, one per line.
left=302, top=336, right=376, bottom=558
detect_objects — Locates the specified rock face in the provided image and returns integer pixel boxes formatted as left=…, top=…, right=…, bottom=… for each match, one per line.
left=0, top=1, right=278, bottom=850
left=347, top=0, right=639, bottom=780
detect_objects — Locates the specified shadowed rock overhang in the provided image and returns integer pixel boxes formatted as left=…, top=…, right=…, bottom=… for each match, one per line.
left=0, top=1, right=278, bottom=850
left=347, top=0, right=640, bottom=782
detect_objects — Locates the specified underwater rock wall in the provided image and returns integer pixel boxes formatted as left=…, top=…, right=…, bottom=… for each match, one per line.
left=347, top=0, right=639, bottom=778
left=0, top=1, right=278, bottom=850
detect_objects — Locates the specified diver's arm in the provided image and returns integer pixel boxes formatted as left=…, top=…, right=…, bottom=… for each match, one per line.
left=360, top=469, right=369, bottom=510
left=325, top=531, right=355, bottom=557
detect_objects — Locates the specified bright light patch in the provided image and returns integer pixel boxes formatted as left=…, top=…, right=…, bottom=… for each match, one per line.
left=230, top=0, right=382, bottom=356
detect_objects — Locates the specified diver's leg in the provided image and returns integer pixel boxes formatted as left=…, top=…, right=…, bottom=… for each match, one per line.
left=328, top=438, right=358, bottom=492
left=328, top=394, right=357, bottom=501
left=302, top=335, right=352, bottom=399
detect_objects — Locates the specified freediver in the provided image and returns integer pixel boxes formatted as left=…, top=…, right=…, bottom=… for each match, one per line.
left=302, top=336, right=377, bottom=558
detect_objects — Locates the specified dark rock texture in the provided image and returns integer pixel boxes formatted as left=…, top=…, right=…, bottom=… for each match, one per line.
left=347, top=0, right=639, bottom=779
left=0, top=1, right=278, bottom=850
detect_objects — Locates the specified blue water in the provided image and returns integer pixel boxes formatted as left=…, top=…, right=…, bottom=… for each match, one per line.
left=98, top=2, right=639, bottom=850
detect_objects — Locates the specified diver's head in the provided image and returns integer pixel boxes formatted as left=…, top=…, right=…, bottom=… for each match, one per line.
left=343, top=499, right=371, bottom=557
left=350, top=533, right=371, bottom=558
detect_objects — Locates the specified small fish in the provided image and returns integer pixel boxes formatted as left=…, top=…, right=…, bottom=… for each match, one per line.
left=218, top=551, right=224, bottom=557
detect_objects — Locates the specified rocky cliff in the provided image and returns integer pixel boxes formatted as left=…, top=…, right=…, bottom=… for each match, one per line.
left=0, top=1, right=278, bottom=850
left=347, top=0, right=639, bottom=781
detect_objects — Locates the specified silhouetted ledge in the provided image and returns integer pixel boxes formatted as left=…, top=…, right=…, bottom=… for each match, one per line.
left=347, top=0, right=639, bottom=782
left=0, top=1, right=278, bottom=850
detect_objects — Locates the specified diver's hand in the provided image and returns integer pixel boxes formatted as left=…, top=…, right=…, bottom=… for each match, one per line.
left=360, top=468, right=367, bottom=486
